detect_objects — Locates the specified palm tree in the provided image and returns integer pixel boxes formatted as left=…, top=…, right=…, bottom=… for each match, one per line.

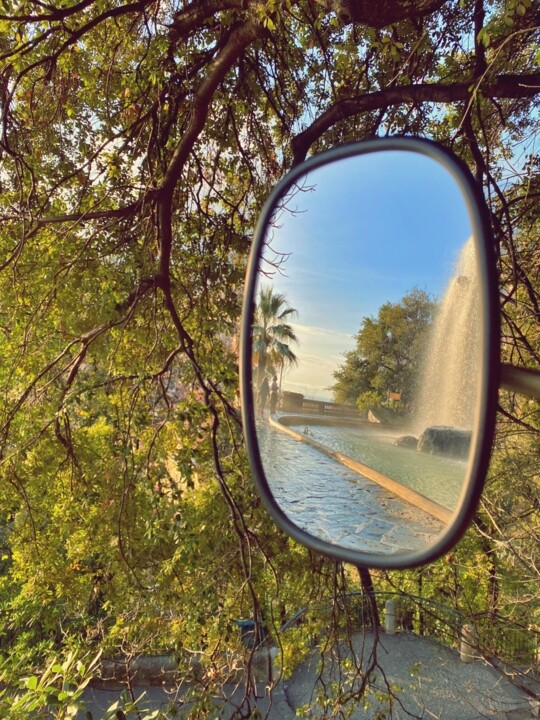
left=252, top=286, right=299, bottom=387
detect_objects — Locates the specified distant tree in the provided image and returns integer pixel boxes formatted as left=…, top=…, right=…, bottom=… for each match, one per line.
left=331, top=288, right=435, bottom=410
left=331, top=350, right=372, bottom=406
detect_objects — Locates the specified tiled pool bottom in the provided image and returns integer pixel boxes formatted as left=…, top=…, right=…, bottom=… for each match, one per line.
left=257, top=420, right=444, bottom=555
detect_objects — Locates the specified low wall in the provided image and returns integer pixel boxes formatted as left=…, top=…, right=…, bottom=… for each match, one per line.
left=277, top=414, right=372, bottom=429
left=281, top=392, right=360, bottom=417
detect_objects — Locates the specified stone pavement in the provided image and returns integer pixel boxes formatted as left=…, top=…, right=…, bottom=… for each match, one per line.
left=78, top=631, right=536, bottom=719
left=79, top=679, right=295, bottom=719
left=258, top=419, right=443, bottom=555
left=284, top=630, right=536, bottom=719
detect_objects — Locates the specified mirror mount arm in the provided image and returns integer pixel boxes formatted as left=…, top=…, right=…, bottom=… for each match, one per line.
left=356, top=565, right=381, bottom=627
left=500, top=363, right=540, bottom=400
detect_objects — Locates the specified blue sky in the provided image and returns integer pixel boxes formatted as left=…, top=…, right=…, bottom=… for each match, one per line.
left=256, top=150, right=473, bottom=399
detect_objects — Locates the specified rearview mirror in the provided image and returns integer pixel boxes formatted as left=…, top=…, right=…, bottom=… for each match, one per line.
left=240, top=138, right=500, bottom=569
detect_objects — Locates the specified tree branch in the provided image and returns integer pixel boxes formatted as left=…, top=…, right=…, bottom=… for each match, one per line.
left=291, top=72, right=540, bottom=164
left=167, top=0, right=245, bottom=43
left=0, top=0, right=95, bottom=22
left=313, top=0, right=447, bottom=28
left=158, top=19, right=264, bottom=282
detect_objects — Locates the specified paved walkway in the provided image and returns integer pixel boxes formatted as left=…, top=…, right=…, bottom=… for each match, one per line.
left=284, top=630, right=534, bottom=719
left=79, top=631, right=535, bottom=719
left=258, top=420, right=443, bottom=555
left=80, top=679, right=295, bottom=719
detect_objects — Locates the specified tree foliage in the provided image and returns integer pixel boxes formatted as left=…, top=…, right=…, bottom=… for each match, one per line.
left=0, top=0, right=539, bottom=715
left=331, top=288, right=435, bottom=409
left=252, top=286, right=298, bottom=384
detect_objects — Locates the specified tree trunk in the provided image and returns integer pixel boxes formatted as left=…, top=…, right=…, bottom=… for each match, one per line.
left=357, top=566, right=380, bottom=627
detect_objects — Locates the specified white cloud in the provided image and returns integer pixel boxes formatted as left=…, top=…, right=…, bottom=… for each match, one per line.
left=280, top=323, right=355, bottom=400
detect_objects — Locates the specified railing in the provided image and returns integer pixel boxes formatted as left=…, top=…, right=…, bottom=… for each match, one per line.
left=280, top=591, right=540, bottom=671
left=474, top=614, right=540, bottom=667
left=281, top=391, right=360, bottom=417
left=387, top=595, right=539, bottom=669
left=336, top=591, right=464, bottom=648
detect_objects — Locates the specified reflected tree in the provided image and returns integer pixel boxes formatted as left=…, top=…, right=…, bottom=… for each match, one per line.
left=252, top=286, right=299, bottom=387
left=331, top=288, right=435, bottom=411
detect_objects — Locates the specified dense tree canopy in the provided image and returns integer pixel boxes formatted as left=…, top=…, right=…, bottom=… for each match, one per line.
left=331, top=288, right=435, bottom=410
left=0, top=0, right=539, bottom=716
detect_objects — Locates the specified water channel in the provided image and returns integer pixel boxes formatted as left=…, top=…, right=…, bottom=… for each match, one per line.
left=257, top=417, right=447, bottom=555
left=286, top=421, right=466, bottom=510
left=252, top=236, right=481, bottom=556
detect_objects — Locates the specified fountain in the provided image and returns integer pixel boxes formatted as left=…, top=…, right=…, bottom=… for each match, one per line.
left=413, top=237, right=481, bottom=457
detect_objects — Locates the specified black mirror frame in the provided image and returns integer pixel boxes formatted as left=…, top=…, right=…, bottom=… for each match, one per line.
left=240, top=136, right=500, bottom=569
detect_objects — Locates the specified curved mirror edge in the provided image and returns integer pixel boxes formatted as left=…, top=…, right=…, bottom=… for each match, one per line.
left=240, top=138, right=500, bottom=570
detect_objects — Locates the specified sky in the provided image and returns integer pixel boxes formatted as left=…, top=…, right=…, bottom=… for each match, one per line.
left=254, top=148, right=474, bottom=400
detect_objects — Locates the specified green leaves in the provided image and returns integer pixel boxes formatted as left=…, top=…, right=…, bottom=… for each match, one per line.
left=0, top=0, right=537, bottom=715
left=0, top=650, right=102, bottom=719
left=476, top=27, right=491, bottom=48
left=332, top=289, right=435, bottom=411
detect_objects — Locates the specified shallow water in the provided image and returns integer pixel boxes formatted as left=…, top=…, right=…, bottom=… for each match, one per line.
left=289, top=423, right=466, bottom=510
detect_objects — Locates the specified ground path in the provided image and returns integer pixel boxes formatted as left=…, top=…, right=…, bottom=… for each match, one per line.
left=79, top=630, right=534, bottom=719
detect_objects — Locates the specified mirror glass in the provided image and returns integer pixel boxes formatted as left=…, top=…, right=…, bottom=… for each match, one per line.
left=248, top=149, right=484, bottom=558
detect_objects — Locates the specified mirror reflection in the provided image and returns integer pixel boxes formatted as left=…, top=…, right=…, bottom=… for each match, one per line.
left=250, top=151, right=483, bottom=557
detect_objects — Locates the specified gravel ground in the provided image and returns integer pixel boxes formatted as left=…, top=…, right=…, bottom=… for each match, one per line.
left=79, top=631, right=535, bottom=718
left=284, top=630, right=534, bottom=719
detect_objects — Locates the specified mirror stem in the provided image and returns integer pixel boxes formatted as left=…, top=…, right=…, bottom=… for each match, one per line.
left=356, top=566, right=381, bottom=627
left=500, top=363, right=540, bottom=400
